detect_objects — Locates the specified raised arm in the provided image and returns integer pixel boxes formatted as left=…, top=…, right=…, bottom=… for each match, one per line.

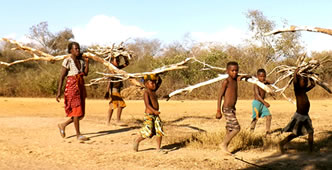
left=237, top=74, right=251, bottom=81
left=56, top=67, right=68, bottom=102
left=306, top=78, right=316, bottom=92
left=155, top=75, right=162, bottom=91
left=293, top=68, right=300, bottom=84
left=265, top=79, right=274, bottom=85
left=104, top=81, right=111, bottom=99
left=144, top=91, right=160, bottom=115
left=83, top=57, right=89, bottom=76
left=216, top=80, right=228, bottom=119
left=117, top=56, right=130, bottom=69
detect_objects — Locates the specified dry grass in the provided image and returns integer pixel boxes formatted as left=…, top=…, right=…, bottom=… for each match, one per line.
left=166, top=129, right=283, bottom=152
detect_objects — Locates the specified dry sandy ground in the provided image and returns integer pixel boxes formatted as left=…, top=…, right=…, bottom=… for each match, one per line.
left=0, top=97, right=332, bottom=170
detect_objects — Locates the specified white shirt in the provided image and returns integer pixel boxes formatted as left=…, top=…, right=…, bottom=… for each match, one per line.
left=62, top=57, right=85, bottom=76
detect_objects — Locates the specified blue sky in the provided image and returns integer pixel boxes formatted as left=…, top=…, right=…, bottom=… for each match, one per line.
left=1, top=0, right=332, bottom=52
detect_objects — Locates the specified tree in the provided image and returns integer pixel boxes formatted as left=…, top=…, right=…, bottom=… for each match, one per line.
left=27, top=22, right=74, bottom=55
left=246, top=10, right=304, bottom=65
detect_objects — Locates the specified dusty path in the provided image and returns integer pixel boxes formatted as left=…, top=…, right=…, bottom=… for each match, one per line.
left=0, top=98, right=331, bottom=169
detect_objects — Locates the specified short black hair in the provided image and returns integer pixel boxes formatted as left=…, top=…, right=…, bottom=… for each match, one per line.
left=67, top=42, right=80, bottom=53
left=227, top=61, right=238, bottom=68
left=257, top=68, right=266, bottom=75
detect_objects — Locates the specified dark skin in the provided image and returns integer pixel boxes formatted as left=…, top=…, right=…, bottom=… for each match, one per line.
left=293, top=69, right=315, bottom=115
left=144, top=78, right=162, bottom=115
left=254, top=72, right=273, bottom=107
left=216, top=65, right=250, bottom=119
left=216, top=64, right=250, bottom=155
left=56, top=44, right=89, bottom=140
left=134, top=76, right=163, bottom=152
left=56, top=44, right=89, bottom=102
left=104, top=57, right=129, bottom=125
left=279, top=68, right=315, bottom=153
left=250, top=72, right=273, bottom=134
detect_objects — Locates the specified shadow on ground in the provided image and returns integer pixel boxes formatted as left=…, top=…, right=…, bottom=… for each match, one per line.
left=242, top=131, right=332, bottom=170
left=66, top=126, right=140, bottom=139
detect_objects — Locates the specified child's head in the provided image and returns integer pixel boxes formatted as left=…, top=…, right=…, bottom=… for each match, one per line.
left=144, top=74, right=158, bottom=90
left=68, top=42, right=80, bottom=56
left=226, top=61, right=239, bottom=79
left=257, top=69, right=266, bottom=82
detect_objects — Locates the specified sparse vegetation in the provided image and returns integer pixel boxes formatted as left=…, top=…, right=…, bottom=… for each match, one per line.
left=0, top=10, right=331, bottom=99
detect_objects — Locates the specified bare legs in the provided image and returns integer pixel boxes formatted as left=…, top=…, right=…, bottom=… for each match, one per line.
left=133, top=135, right=162, bottom=152
left=250, top=119, right=258, bottom=131
left=107, top=105, right=124, bottom=125
left=250, top=115, right=272, bottom=135
left=156, top=136, right=162, bottom=151
left=58, top=116, right=85, bottom=139
left=220, top=127, right=240, bottom=155
left=278, top=132, right=314, bottom=153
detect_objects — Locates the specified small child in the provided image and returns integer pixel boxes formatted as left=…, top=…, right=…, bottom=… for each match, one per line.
left=216, top=61, right=250, bottom=155
left=133, top=74, right=165, bottom=152
left=250, top=69, right=273, bottom=135
left=104, top=56, right=129, bottom=125
left=279, top=68, right=315, bottom=153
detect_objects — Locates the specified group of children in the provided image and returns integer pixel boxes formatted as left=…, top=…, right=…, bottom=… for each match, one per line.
left=127, top=61, right=316, bottom=155
left=57, top=44, right=316, bottom=155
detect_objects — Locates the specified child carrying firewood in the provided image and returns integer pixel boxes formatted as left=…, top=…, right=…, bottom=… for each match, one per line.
left=249, top=69, right=273, bottom=135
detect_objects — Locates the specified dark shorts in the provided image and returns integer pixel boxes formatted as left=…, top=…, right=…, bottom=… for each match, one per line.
left=283, top=112, right=314, bottom=136
left=223, top=108, right=240, bottom=131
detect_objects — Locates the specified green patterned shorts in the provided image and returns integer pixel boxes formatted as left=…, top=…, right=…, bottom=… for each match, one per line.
left=140, top=113, right=165, bottom=138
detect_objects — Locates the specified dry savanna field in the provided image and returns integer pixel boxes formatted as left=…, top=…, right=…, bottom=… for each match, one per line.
left=0, top=97, right=332, bottom=170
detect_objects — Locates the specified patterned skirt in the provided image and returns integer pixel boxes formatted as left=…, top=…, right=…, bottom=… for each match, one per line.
left=64, top=73, right=86, bottom=117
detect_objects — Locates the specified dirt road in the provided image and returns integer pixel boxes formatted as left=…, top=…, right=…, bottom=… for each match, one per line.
left=0, top=98, right=331, bottom=169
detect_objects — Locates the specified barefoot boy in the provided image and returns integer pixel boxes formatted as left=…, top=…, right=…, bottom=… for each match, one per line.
left=104, top=56, right=129, bottom=125
left=216, top=61, right=250, bottom=155
left=250, top=69, right=273, bottom=135
left=279, top=68, right=315, bottom=153
left=133, top=74, right=165, bottom=152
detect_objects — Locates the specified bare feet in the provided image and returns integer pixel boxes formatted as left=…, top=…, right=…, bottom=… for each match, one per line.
left=278, top=142, right=285, bottom=154
left=57, top=123, right=65, bottom=138
left=220, top=144, right=232, bottom=156
left=133, top=140, right=139, bottom=152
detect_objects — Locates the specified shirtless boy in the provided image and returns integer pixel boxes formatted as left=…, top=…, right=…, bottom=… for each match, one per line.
left=133, top=74, right=165, bottom=152
left=250, top=69, right=273, bottom=135
left=216, top=61, right=250, bottom=155
left=279, top=68, right=315, bottom=153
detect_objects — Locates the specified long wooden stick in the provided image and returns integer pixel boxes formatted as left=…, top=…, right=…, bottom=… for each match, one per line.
left=164, top=74, right=274, bottom=100
left=265, top=26, right=332, bottom=36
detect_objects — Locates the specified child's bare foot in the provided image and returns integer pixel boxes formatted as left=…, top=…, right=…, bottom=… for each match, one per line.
left=57, top=123, right=65, bottom=138
left=216, top=112, right=222, bottom=119
left=278, top=142, right=285, bottom=154
left=220, top=144, right=232, bottom=156
left=133, top=140, right=139, bottom=152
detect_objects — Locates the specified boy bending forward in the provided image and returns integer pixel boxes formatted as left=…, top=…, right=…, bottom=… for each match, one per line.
left=279, top=68, right=315, bottom=153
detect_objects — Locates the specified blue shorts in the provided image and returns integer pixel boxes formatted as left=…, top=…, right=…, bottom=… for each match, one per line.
left=252, top=100, right=271, bottom=119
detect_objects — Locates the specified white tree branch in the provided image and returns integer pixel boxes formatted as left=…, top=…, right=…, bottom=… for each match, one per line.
left=265, top=26, right=332, bottom=36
